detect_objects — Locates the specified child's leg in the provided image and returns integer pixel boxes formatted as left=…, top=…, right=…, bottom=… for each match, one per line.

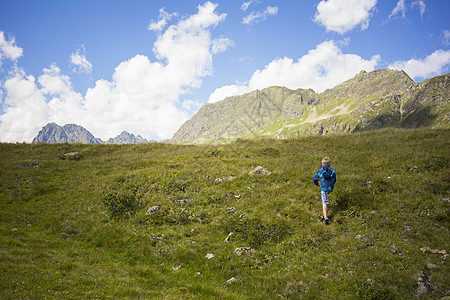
left=323, top=203, right=328, bottom=219
left=321, top=191, right=329, bottom=219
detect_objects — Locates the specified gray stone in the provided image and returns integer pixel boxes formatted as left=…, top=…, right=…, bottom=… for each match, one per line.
left=173, top=198, right=193, bottom=204
left=235, top=247, right=254, bottom=256
left=226, top=277, right=237, bottom=284
left=225, top=232, right=234, bottom=243
left=415, top=271, right=433, bottom=298
left=214, top=175, right=235, bottom=184
left=426, top=263, right=440, bottom=270
left=249, top=166, right=272, bottom=176
left=227, top=207, right=236, bottom=213
left=146, top=206, right=161, bottom=215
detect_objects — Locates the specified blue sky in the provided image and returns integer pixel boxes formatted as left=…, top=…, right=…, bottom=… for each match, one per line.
left=0, top=0, right=449, bottom=142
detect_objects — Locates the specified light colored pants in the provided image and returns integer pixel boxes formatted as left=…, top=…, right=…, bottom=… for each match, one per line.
left=321, top=191, right=329, bottom=205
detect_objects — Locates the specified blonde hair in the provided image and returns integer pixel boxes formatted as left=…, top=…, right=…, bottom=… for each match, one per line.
left=322, top=157, right=331, bottom=166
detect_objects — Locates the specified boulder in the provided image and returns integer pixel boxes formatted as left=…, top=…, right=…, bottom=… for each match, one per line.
left=249, top=166, right=272, bottom=176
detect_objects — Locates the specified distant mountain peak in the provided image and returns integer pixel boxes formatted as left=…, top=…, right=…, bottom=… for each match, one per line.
left=32, top=123, right=148, bottom=144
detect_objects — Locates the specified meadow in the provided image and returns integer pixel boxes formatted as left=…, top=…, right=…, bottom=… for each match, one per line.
left=1, top=128, right=449, bottom=299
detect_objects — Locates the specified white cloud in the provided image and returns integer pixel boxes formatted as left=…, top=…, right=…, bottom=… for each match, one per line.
left=241, top=1, right=254, bottom=12
left=443, top=30, right=450, bottom=46
left=388, top=49, right=450, bottom=80
left=0, top=2, right=229, bottom=142
left=181, top=99, right=203, bottom=112
left=412, top=0, right=425, bottom=18
left=242, top=6, right=278, bottom=25
left=212, top=37, right=235, bottom=54
left=208, top=40, right=380, bottom=102
left=148, top=8, right=178, bottom=32
left=69, top=45, right=92, bottom=74
left=0, top=31, right=23, bottom=66
left=0, top=69, right=49, bottom=142
left=208, top=84, right=252, bottom=103
left=389, top=0, right=406, bottom=18
left=314, top=0, right=377, bottom=34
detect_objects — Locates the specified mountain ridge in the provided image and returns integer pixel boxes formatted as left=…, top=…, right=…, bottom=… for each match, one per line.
left=32, top=123, right=150, bottom=144
left=171, top=68, right=449, bottom=144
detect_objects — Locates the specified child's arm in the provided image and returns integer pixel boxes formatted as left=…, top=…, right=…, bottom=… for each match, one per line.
left=312, top=172, right=320, bottom=186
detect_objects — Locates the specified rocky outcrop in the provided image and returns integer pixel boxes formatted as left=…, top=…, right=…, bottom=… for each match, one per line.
left=171, top=69, right=449, bottom=144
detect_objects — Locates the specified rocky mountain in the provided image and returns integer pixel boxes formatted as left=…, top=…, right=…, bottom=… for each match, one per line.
left=32, top=123, right=148, bottom=144
left=106, top=131, right=148, bottom=144
left=33, top=123, right=103, bottom=144
left=171, top=68, right=449, bottom=144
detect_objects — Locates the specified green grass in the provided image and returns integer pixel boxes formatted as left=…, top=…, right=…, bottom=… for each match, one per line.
left=1, top=129, right=449, bottom=299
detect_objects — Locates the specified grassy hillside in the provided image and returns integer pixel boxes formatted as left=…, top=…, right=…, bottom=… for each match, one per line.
left=1, top=129, right=449, bottom=299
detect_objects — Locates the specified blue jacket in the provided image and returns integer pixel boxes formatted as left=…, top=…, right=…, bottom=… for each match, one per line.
left=313, top=164, right=336, bottom=192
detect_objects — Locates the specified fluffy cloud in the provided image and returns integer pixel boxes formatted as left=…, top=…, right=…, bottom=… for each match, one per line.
left=0, top=2, right=228, bottom=142
left=209, top=40, right=380, bottom=102
left=388, top=49, right=450, bottom=80
left=148, top=8, right=178, bottom=32
left=212, top=37, right=235, bottom=54
left=314, top=0, right=377, bottom=34
left=0, top=31, right=23, bottom=66
left=69, top=45, right=92, bottom=74
left=242, top=6, right=278, bottom=25
left=208, top=84, right=252, bottom=103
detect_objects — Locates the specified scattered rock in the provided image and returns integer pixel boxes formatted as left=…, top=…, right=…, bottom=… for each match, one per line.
left=363, top=181, right=372, bottom=187
left=11, top=228, right=18, bottom=232
left=172, top=263, right=181, bottom=271
left=418, top=210, right=432, bottom=217
left=205, top=253, right=215, bottom=259
left=355, top=235, right=368, bottom=242
left=239, top=213, right=247, bottom=220
left=401, top=226, right=412, bottom=234
left=60, top=152, right=82, bottom=161
left=221, top=192, right=237, bottom=199
left=249, top=166, right=272, bottom=176
left=415, top=271, right=433, bottom=298
left=227, top=207, right=236, bottom=213
left=235, top=247, right=254, bottom=256
left=146, top=206, right=161, bottom=215
left=420, top=247, right=448, bottom=255
left=426, top=263, right=440, bottom=270
left=173, top=198, right=194, bottom=204
left=226, top=277, right=237, bottom=284
left=196, top=272, right=203, bottom=277
left=214, top=175, right=236, bottom=184
left=225, top=232, right=234, bottom=243
left=23, top=162, right=40, bottom=168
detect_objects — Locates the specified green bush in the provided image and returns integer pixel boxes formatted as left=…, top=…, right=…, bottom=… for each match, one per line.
left=102, top=190, right=140, bottom=218
left=222, top=216, right=292, bottom=247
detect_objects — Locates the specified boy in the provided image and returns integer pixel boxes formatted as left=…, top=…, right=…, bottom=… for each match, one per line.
left=313, top=157, right=336, bottom=225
